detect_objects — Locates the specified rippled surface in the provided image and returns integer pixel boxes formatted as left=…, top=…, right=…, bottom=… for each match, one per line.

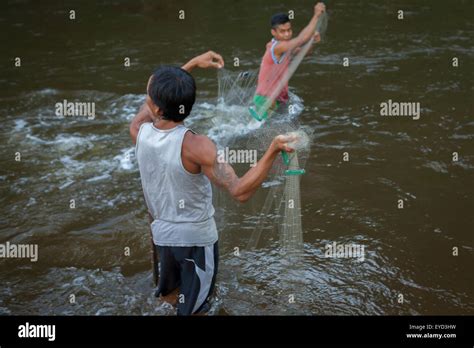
left=0, top=0, right=473, bottom=315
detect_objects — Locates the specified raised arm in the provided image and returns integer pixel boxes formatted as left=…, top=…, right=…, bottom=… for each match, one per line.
left=181, top=51, right=224, bottom=73
left=186, top=134, right=296, bottom=203
left=274, top=2, right=325, bottom=56
left=293, top=31, right=321, bottom=57
left=130, top=51, right=225, bottom=144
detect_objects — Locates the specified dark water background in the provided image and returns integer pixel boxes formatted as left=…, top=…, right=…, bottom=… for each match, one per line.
left=0, top=0, right=473, bottom=315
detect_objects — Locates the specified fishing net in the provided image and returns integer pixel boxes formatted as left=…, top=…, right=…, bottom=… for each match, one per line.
left=211, top=12, right=328, bottom=257
left=246, top=121, right=312, bottom=260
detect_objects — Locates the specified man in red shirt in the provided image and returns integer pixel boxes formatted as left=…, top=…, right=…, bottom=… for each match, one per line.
left=253, top=2, right=326, bottom=120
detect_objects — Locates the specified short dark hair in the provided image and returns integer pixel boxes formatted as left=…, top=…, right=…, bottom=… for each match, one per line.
left=148, top=66, right=196, bottom=122
left=271, top=13, right=290, bottom=28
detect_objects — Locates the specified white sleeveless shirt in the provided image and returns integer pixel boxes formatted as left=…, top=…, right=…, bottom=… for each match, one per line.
left=136, top=123, right=218, bottom=246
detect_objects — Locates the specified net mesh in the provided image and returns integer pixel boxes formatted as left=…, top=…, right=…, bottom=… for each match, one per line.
left=211, top=12, right=328, bottom=257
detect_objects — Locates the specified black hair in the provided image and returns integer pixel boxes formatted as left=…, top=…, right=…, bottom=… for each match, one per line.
left=147, top=66, right=196, bottom=122
left=271, top=13, right=290, bottom=28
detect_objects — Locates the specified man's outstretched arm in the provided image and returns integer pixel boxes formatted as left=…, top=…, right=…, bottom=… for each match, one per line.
left=188, top=134, right=296, bottom=203
left=293, top=31, right=321, bottom=57
left=181, top=51, right=224, bottom=72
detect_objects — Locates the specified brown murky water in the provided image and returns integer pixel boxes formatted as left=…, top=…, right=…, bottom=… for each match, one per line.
left=0, top=0, right=473, bottom=315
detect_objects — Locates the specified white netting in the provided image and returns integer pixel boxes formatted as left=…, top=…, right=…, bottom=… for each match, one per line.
left=212, top=12, right=328, bottom=257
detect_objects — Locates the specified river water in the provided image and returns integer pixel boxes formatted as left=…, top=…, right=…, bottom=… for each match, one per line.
left=0, top=0, right=473, bottom=315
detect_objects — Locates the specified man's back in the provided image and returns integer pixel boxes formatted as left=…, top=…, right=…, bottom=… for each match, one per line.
left=136, top=122, right=218, bottom=247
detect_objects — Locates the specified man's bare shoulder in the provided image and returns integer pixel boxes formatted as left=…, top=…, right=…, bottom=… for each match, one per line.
left=183, top=131, right=216, bottom=165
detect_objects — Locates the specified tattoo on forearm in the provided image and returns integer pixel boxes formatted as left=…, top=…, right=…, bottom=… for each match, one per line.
left=212, top=158, right=238, bottom=192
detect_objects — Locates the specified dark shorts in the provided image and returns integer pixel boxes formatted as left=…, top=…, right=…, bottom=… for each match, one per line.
left=154, top=241, right=218, bottom=316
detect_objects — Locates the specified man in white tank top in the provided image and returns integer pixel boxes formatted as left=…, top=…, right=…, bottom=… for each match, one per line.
left=130, top=51, right=296, bottom=315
